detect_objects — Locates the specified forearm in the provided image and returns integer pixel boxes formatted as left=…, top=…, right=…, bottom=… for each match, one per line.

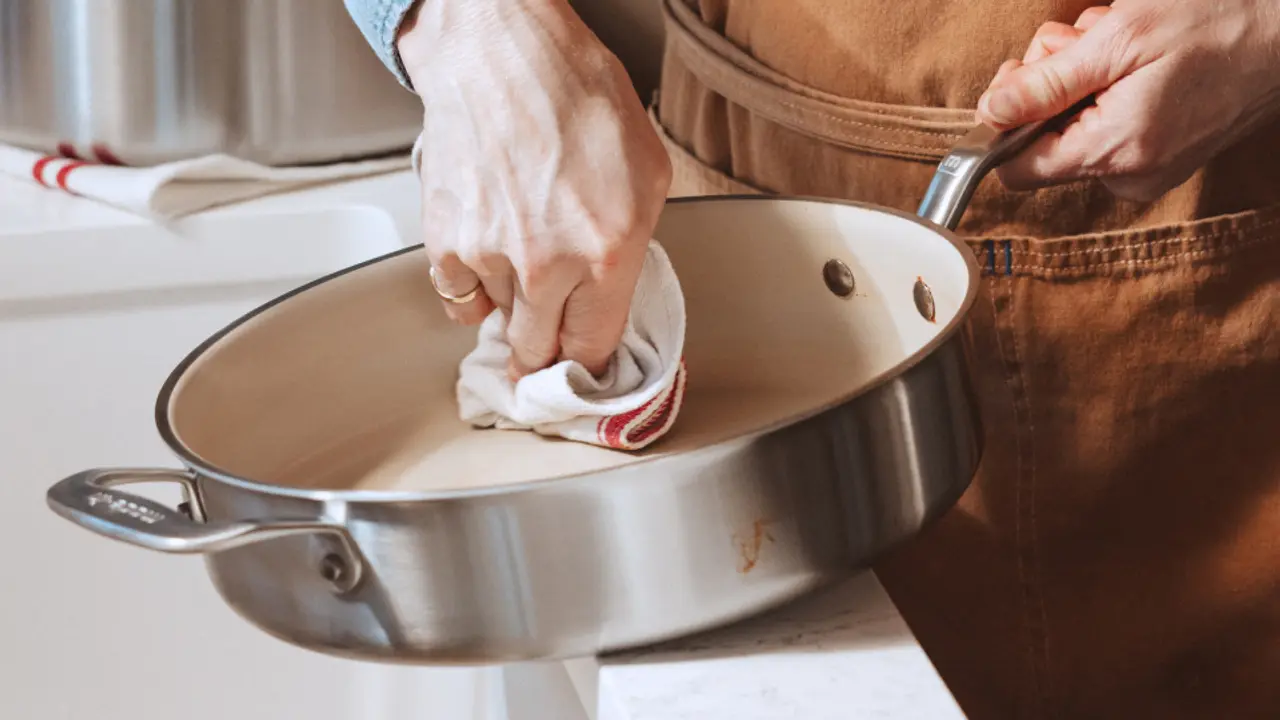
left=342, top=0, right=422, bottom=88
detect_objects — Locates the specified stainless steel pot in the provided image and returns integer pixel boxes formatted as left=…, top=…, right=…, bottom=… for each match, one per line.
left=46, top=119, right=1051, bottom=664
left=0, top=0, right=422, bottom=166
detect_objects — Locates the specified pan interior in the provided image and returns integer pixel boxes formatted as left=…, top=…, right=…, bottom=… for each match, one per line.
left=165, top=198, right=974, bottom=494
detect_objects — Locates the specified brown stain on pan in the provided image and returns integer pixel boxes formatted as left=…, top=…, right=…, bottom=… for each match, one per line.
left=735, top=518, right=776, bottom=574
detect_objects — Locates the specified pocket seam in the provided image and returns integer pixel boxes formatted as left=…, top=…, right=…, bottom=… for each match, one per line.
left=965, top=206, right=1280, bottom=278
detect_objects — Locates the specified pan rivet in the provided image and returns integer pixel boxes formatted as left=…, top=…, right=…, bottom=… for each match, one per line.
left=822, top=259, right=856, bottom=298
left=319, top=553, right=348, bottom=586
left=914, top=277, right=936, bottom=322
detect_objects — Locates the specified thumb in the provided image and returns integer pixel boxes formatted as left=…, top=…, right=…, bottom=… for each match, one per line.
left=978, top=33, right=1115, bottom=129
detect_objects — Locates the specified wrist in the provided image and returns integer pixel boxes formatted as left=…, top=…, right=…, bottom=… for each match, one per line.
left=395, top=0, right=583, bottom=88
left=393, top=0, right=433, bottom=89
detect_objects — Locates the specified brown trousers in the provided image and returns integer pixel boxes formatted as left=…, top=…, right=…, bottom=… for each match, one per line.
left=652, top=1, right=1280, bottom=717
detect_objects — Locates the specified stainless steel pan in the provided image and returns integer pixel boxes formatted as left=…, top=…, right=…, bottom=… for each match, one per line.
left=45, top=118, right=1051, bottom=664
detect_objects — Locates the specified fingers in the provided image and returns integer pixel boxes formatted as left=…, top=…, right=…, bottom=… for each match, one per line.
left=985, top=5, right=1125, bottom=190
left=428, top=252, right=496, bottom=325
left=557, top=267, right=638, bottom=378
left=421, top=186, right=499, bottom=325
left=994, top=127, right=1088, bottom=191
left=1021, top=22, right=1081, bottom=65
left=505, top=268, right=576, bottom=379
left=978, top=46, right=1105, bottom=129
left=978, top=7, right=1119, bottom=129
left=975, top=59, right=1023, bottom=124
left=1073, top=5, right=1112, bottom=31
left=989, top=59, right=1022, bottom=88
left=994, top=97, right=1123, bottom=190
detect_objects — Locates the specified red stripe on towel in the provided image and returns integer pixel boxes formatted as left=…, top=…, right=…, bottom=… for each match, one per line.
left=597, top=359, right=688, bottom=450
left=627, top=362, right=687, bottom=447
left=55, top=161, right=88, bottom=193
left=31, top=156, right=57, bottom=187
left=91, top=143, right=124, bottom=166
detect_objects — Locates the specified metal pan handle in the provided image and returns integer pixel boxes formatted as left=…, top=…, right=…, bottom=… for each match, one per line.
left=917, top=100, right=1090, bottom=230
left=46, top=468, right=362, bottom=592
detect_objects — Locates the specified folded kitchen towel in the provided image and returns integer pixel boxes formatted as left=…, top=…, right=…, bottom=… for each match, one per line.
left=455, top=240, right=689, bottom=451
left=0, top=142, right=410, bottom=220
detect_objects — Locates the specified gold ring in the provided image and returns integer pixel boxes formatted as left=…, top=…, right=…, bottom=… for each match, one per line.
left=429, top=266, right=481, bottom=304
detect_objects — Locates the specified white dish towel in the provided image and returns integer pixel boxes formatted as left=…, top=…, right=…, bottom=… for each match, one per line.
left=455, top=240, right=689, bottom=450
left=0, top=142, right=410, bottom=220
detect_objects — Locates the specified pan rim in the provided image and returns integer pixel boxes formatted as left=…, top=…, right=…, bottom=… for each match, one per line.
left=153, top=194, right=982, bottom=502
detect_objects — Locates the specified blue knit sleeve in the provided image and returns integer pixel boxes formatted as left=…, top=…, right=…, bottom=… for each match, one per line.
left=343, top=0, right=421, bottom=89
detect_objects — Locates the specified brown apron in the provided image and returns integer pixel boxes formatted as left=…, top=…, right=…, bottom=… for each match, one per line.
left=651, top=1, right=1280, bottom=717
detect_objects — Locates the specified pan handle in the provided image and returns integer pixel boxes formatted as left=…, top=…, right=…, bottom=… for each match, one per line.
left=46, top=468, right=363, bottom=592
left=917, top=101, right=1089, bottom=231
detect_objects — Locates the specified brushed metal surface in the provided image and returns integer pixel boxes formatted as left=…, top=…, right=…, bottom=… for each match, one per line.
left=0, top=0, right=421, bottom=166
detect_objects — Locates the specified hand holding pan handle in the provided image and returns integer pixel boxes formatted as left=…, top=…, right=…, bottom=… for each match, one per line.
left=46, top=468, right=363, bottom=593
left=917, top=99, right=1091, bottom=231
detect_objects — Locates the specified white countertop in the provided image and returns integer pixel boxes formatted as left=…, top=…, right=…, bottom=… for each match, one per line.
left=566, top=572, right=963, bottom=720
left=0, top=171, right=961, bottom=720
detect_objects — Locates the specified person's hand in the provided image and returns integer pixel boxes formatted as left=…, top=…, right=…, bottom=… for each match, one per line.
left=976, top=1, right=1280, bottom=201
left=396, top=0, right=672, bottom=378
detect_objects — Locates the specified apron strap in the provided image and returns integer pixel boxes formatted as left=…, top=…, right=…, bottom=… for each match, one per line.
left=663, top=0, right=979, bottom=162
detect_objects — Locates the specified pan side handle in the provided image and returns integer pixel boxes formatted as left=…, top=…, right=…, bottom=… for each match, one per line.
left=46, top=468, right=362, bottom=592
left=917, top=99, right=1092, bottom=231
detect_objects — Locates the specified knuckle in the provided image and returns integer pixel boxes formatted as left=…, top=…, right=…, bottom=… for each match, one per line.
left=585, top=232, right=648, bottom=284
left=1081, top=120, right=1161, bottom=179
left=456, top=247, right=501, bottom=276
left=1100, top=26, right=1136, bottom=66
left=515, top=251, right=566, bottom=299
left=1033, top=20, right=1073, bottom=41
left=1113, top=148, right=1154, bottom=176
left=589, top=241, right=629, bottom=274
left=1075, top=5, right=1110, bottom=27
left=453, top=249, right=485, bottom=275
left=1108, top=131, right=1161, bottom=175
left=1031, top=64, right=1073, bottom=105
left=452, top=242, right=482, bottom=265
left=585, top=213, right=642, bottom=257
left=1099, top=5, right=1156, bottom=62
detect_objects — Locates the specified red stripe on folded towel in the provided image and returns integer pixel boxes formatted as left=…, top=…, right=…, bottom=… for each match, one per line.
left=597, top=359, right=688, bottom=450
left=626, top=362, right=686, bottom=447
left=55, top=161, right=88, bottom=193
left=91, top=143, right=125, bottom=166
left=31, top=156, right=57, bottom=187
